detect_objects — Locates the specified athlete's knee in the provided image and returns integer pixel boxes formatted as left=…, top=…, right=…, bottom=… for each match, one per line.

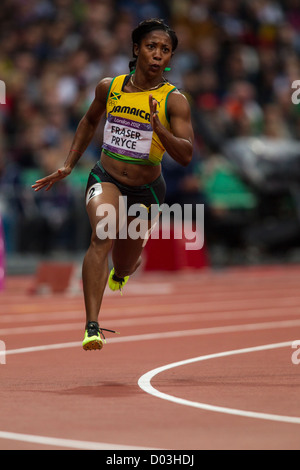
left=90, top=231, right=112, bottom=255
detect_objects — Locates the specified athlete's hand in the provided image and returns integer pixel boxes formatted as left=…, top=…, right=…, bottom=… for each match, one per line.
left=32, top=166, right=72, bottom=192
left=149, top=94, right=161, bottom=131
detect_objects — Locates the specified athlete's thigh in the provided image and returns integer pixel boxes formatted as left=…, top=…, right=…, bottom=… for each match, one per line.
left=85, top=182, right=125, bottom=237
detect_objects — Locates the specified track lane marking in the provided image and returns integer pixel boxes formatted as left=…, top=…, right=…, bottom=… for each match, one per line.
left=4, top=319, right=300, bottom=355
left=3, top=313, right=300, bottom=336
left=0, top=430, right=155, bottom=450
left=3, top=300, right=300, bottom=329
left=138, top=341, right=300, bottom=424
left=4, top=293, right=300, bottom=311
left=2, top=319, right=300, bottom=448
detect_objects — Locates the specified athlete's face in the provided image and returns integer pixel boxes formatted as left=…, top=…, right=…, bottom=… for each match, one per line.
left=134, top=30, right=173, bottom=77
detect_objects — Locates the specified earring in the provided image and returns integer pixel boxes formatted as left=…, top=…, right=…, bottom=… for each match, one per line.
left=164, top=67, right=171, bottom=72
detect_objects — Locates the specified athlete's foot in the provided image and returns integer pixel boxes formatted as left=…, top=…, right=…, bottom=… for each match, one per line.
left=108, top=268, right=129, bottom=294
left=82, top=321, right=104, bottom=350
left=82, top=321, right=119, bottom=351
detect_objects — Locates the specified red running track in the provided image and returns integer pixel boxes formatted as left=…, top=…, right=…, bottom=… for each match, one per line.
left=1, top=265, right=300, bottom=450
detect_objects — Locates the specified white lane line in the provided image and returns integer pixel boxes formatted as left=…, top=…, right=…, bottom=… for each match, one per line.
left=3, top=313, right=300, bottom=337
left=4, top=319, right=300, bottom=356
left=138, top=341, right=300, bottom=424
left=2, top=330, right=300, bottom=448
left=0, top=430, right=154, bottom=450
left=3, top=304, right=300, bottom=335
left=3, top=292, right=300, bottom=318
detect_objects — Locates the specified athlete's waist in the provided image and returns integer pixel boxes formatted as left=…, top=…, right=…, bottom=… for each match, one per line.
left=102, top=148, right=160, bottom=166
left=97, top=154, right=163, bottom=191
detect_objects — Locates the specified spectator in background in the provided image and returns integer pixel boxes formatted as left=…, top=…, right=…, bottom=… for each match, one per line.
left=2, top=0, right=300, bottom=262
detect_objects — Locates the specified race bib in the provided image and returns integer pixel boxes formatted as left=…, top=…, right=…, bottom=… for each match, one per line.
left=86, top=183, right=103, bottom=206
left=102, top=113, right=153, bottom=160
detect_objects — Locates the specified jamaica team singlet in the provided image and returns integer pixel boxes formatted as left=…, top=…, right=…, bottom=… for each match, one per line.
left=102, top=74, right=177, bottom=166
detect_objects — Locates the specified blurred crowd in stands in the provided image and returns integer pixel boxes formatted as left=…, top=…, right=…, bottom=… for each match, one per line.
left=2, top=0, right=300, bottom=265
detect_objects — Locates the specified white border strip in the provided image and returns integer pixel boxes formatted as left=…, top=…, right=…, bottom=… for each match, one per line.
left=138, top=341, right=300, bottom=424
left=0, top=431, right=152, bottom=450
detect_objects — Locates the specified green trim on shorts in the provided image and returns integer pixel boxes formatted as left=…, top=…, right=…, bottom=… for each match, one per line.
left=91, top=171, right=102, bottom=183
left=92, top=161, right=164, bottom=211
left=146, top=184, right=160, bottom=206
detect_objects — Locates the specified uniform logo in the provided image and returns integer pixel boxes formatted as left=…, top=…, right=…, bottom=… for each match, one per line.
left=110, top=92, right=121, bottom=101
left=153, top=97, right=164, bottom=108
left=111, top=105, right=151, bottom=122
left=108, top=92, right=122, bottom=108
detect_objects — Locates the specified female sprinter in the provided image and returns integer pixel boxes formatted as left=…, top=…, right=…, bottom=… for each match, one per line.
left=32, top=19, right=194, bottom=351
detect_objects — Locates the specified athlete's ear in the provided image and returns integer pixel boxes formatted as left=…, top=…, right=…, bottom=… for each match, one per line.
left=133, top=43, right=139, bottom=57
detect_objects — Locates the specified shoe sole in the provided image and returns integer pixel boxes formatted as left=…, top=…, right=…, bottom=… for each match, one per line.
left=82, top=339, right=103, bottom=351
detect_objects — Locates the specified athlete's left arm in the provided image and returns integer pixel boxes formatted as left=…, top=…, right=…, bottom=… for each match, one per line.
left=149, top=91, right=194, bottom=167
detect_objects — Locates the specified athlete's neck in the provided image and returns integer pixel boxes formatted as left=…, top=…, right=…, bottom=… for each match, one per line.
left=132, top=71, right=165, bottom=92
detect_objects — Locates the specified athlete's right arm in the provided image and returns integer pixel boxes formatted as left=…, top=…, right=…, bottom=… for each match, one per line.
left=32, top=78, right=112, bottom=192
left=64, top=78, right=112, bottom=171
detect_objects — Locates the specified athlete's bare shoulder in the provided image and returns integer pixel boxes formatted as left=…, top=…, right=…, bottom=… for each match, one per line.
left=168, top=87, right=189, bottom=102
left=95, top=77, right=114, bottom=104
left=167, top=88, right=191, bottom=119
left=84, top=77, right=114, bottom=124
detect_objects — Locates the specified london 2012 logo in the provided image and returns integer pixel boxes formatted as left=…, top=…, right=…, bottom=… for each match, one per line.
left=0, top=80, right=6, bottom=104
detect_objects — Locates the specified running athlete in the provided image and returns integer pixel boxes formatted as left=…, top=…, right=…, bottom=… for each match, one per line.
left=32, top=19, right=194, bottom=351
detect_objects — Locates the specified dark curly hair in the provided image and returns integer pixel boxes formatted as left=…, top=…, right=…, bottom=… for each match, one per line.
left=129, top=18, right=178, bottom=72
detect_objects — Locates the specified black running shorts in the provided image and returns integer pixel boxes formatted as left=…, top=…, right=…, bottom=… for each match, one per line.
left=86, top=161, right=166, bottom=217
